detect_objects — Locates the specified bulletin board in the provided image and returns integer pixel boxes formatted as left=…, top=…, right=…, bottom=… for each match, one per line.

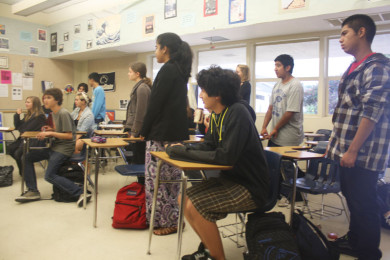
left=0, top=53, right=73, bottom=111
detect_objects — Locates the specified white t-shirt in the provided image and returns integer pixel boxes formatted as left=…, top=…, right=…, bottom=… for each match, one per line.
left=270, top=77, right=304, bottom=146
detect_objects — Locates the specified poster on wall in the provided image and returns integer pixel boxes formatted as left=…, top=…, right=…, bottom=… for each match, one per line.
left=0, top=70, right=12, bottom=84
left=12, top=73, right=22, bottom=86
left=58, top=44, right=64, bottom=53
left=96, top=15, right=121, bottom=46
left=86, top=40, right=92, bottom=49
left=30, top=46, right=38, bottom=55
left=98, top=72, right=115, bottom=92
left=143, top=15, right=155, bottom=36
left=0, top=84, right=8, bottom=97
left=164, top=0, right=177, bottom=19
left=20, top=32, right=32, bottom=42
left=0, top=38, right=9, bottom=51
left=204, top=0, right=218, bottom=17
left=12, top=87, right=22, bottom=101
left=119, top=100, right=128, bottom=110
left=88, top=19, right=93, bottom=31
left=22, top=60, right=34, bottom=78
left=0, top=25, right=5, bottom=35
left=280, top=0, right=306, bottom=10
left=64, top=32, right=69, bottom=41
left=0, top=56, right=8, bottom=68
left=50, top=32, right=57, bottom=52
left=229, top=0, right=246, bottom=24
left=38, top=29, right=46, bottom=42
left=74, top=24, right=81, bottom=34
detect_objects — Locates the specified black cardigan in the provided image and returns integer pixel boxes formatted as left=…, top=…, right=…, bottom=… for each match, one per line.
left=140, top=61, right=189, bottom=141
left=14, top=113, right=46, bottom=134
left=240, top=81, right=251, bottom=103
left=166, top=102, right=269, bottom=207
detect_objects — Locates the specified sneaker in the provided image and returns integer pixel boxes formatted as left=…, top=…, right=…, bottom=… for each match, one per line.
left=77, top=193, right=92, bottom=207
left=330, top=234, right=358, bottom=257
left=182, top=243, right=215, bottom=260
left=15, top=190, right=41, bottom=203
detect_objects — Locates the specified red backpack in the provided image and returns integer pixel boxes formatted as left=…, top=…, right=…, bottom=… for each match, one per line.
left=112, top=182, right=147, bottom=229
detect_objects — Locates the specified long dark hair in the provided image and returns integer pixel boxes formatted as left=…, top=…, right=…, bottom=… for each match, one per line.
left=157, top=32, right=193, bottom=81
left=130, top=62, right=152, bottom=87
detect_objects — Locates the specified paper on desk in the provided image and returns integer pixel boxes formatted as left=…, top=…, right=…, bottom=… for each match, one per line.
left=12, top=73, right=22, bottom=86
left=12, top=87, right=22, bottom=100
left=0, top=84, right=8, bottom=97
left=22, top=77, right=33, bottom=90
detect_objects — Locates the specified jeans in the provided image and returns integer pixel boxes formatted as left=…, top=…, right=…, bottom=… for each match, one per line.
left=339, top=165, right=382, bottom=260
left=268, top=139, right=281, bottom=147
left=24, top=148, right=82, bottom=197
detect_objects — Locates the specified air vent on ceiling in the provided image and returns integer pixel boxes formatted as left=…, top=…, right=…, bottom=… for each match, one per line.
left=326, top=12, right=390, bottom=27
left=202, top=36, right=229, bottom=42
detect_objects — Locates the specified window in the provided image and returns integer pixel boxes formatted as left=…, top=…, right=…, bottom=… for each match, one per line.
left=198, top=47, right=246, bottom=72
left=255, top=40, right=320, bottom=114
left=152, top=57, right=163, bottom=80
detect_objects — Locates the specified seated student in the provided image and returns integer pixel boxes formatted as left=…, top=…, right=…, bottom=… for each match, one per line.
left=71, top=92, right=94, bottom=153
left=166, top=66, right=270, bottom=260
left=8, top=96, right=46, bottom=175
left=15, top=88, right=91, bottom=206
left=73, top=83, right=89, bottom=109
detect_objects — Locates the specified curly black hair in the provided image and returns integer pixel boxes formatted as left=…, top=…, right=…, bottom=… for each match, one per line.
left=196, top=66, right=240, bottom=107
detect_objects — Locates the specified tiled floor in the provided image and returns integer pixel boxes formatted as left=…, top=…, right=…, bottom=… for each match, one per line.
left=0, top=155, right=389, bottom=260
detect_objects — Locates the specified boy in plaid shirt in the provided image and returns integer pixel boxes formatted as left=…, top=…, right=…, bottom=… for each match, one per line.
left=328, top=14, right=390, bottom=259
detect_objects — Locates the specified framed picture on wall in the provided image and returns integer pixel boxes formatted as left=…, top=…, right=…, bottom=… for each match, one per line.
left=74, top=24, right=81, bottom=34
left=229, top=0, right=246, bottom=24
left=164, top=0, right=177, bottom=19
left=143, top=15, right=155, bottom=36
left=58, top=44, right=64, bottom=53
left=204, top=0, right=218, bottom=17
left=86, top=40, right=92, bottom=49
left=50, top=32, right=57, bottom=52
left=119, top=100, right=128, bottom=110
left=29, top=47, right=38, bottom=56
left=38, top=29, right=47, bottom=42
left=64, top=32, right=69, bottom=41
left=88, top=19, right=93, bottom=31
left=0, top=38, right=9, bottom=51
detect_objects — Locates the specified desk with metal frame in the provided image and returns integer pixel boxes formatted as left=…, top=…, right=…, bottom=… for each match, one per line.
left=265, top=146, right=324, bottom=226
left=81, top=138, right=129, bottom=227
left=147, top=151, right=232, bottom=260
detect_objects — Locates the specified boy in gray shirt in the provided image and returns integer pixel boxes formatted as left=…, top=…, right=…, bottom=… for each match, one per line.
left=16, top=88, right=91, bottom=207
left=261, top=54, right=304, bottom=146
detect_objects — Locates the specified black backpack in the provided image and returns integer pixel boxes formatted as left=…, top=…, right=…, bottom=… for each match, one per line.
left=245, top=212, right=301, bottom=260
left=52, top=162, right=85, bottom=202
left=0, top=166, right=13, bottom=187
left=292, top=210, right=339, bottom=260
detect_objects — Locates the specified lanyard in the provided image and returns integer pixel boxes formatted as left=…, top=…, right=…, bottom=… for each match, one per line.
left=210, top=107, right=229, bottom=142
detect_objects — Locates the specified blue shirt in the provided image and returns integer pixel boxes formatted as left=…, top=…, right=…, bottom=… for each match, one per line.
left=92, top=86, right=106, bottom=120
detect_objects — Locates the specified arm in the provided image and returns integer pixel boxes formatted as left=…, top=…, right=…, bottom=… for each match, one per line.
left=268, top=111, right=295, bottom=139
left=92, top=88, right=104, bottom=118
left=37, top=131, right=73, bottom=140
left=132, top=85, right=150, bottom=137
left=14, top=113, right=23, bottom=130
left=261, top=105, right=273, bottom=137
left=78, top=112, right=94, bottom=132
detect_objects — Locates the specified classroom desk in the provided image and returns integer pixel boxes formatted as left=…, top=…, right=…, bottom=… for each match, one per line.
left=265, top=146, right=324, bottom=226
left=99, top=124, right=124, bottom=130
left=0, top=127, right=16, bottom=140
left=94, top=130, right=129, bottom=137
left=81, top=138, right=129, bottom=227
left=304, top=133, right=325, bottom=139
left=183, top=135, right=204, bottom=144
left=147, top=151, right=232, bottom=260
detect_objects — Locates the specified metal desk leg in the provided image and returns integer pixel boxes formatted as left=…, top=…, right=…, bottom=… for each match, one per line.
left=176, top=171, right=188, bottom=260
left=83, top=145, right=90, bottom=209
left=93, top=147, right=100, bottom=228
left=11, top=132, right=16, bottom=140
left=289, top=160, right=298, bottom=226
left=147, top=159, right=163, bottom=255
left=21, top=138, right=28, bottom=194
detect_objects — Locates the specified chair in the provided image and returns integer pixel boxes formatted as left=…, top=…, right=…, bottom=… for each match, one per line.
left=219, top=150, right=283, bottom=250
left=69, top=147, right=94, bottom=189
left=114, top=164, right=145, bottom=183
left=313, top=129, right=332, bottom=142
left=282, top=157, right=350, bottom=222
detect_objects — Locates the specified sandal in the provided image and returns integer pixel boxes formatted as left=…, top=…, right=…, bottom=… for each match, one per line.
left=153, top=223, right=185, bottom=236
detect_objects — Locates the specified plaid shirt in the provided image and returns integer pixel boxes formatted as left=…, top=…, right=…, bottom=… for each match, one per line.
left=327, top=53, right=390, bottom=172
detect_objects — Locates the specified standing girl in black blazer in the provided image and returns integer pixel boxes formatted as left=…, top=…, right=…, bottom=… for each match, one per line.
left=140, top=32, right=193, bottom=236
left=8, top=96, right=46, bottom=175
left=236, top=64, right=251, bottom=103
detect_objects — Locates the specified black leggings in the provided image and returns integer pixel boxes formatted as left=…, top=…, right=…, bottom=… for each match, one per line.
left=9, top=146, right=23, bottom=176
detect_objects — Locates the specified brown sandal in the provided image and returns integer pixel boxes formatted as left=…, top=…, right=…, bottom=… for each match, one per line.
left=153, top=223, right=185, bottom=236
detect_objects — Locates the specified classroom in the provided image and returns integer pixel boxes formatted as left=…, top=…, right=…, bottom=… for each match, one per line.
left=1, top=0, right=390, bottom=259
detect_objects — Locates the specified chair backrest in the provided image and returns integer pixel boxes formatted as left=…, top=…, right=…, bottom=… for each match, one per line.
left=261, top=150, right=283, bottom=212
left=306, top=157, right=339, bottom=186
left=313, top=129, right=332, bottom=141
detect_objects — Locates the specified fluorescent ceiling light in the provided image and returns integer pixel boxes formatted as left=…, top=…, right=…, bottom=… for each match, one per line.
left=42, top=0, right=88, bottom=14
left=12, top=0, right=71, bottom=16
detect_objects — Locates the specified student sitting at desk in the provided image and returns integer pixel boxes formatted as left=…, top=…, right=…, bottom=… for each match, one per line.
left=15, top=88, right=90, bottom=206
left=8, top=96, right=46, bottom=176
left=71, top=92, right=94, bottom=153
left=166, top=66, right=270, bottom=260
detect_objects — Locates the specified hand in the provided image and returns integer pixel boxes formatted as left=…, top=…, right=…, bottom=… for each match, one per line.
left=41, top=125, right=53, bottom=132
left=340, top=150, right=358, bottom=168
left=130, top=135, right=136, bottom=138
left=261, top=128, right=269, bottom=139
left=269, top=129, right=278, bottom=139
left=16, top=108, right=22, bottom=115
left=36, top=131, right=51, bottom=140
left=140, top=135, right=145, bottom=141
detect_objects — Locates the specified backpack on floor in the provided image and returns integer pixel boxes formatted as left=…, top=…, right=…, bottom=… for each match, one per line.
left=244, top=212, right=301, bottom=260
left=0, top=166, right=14, bottom=187
left=112, top=182, right=147, bottom=229
left=52, top=162, right=85, bottom=202
left=292, top=210, right=339, bottom=260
